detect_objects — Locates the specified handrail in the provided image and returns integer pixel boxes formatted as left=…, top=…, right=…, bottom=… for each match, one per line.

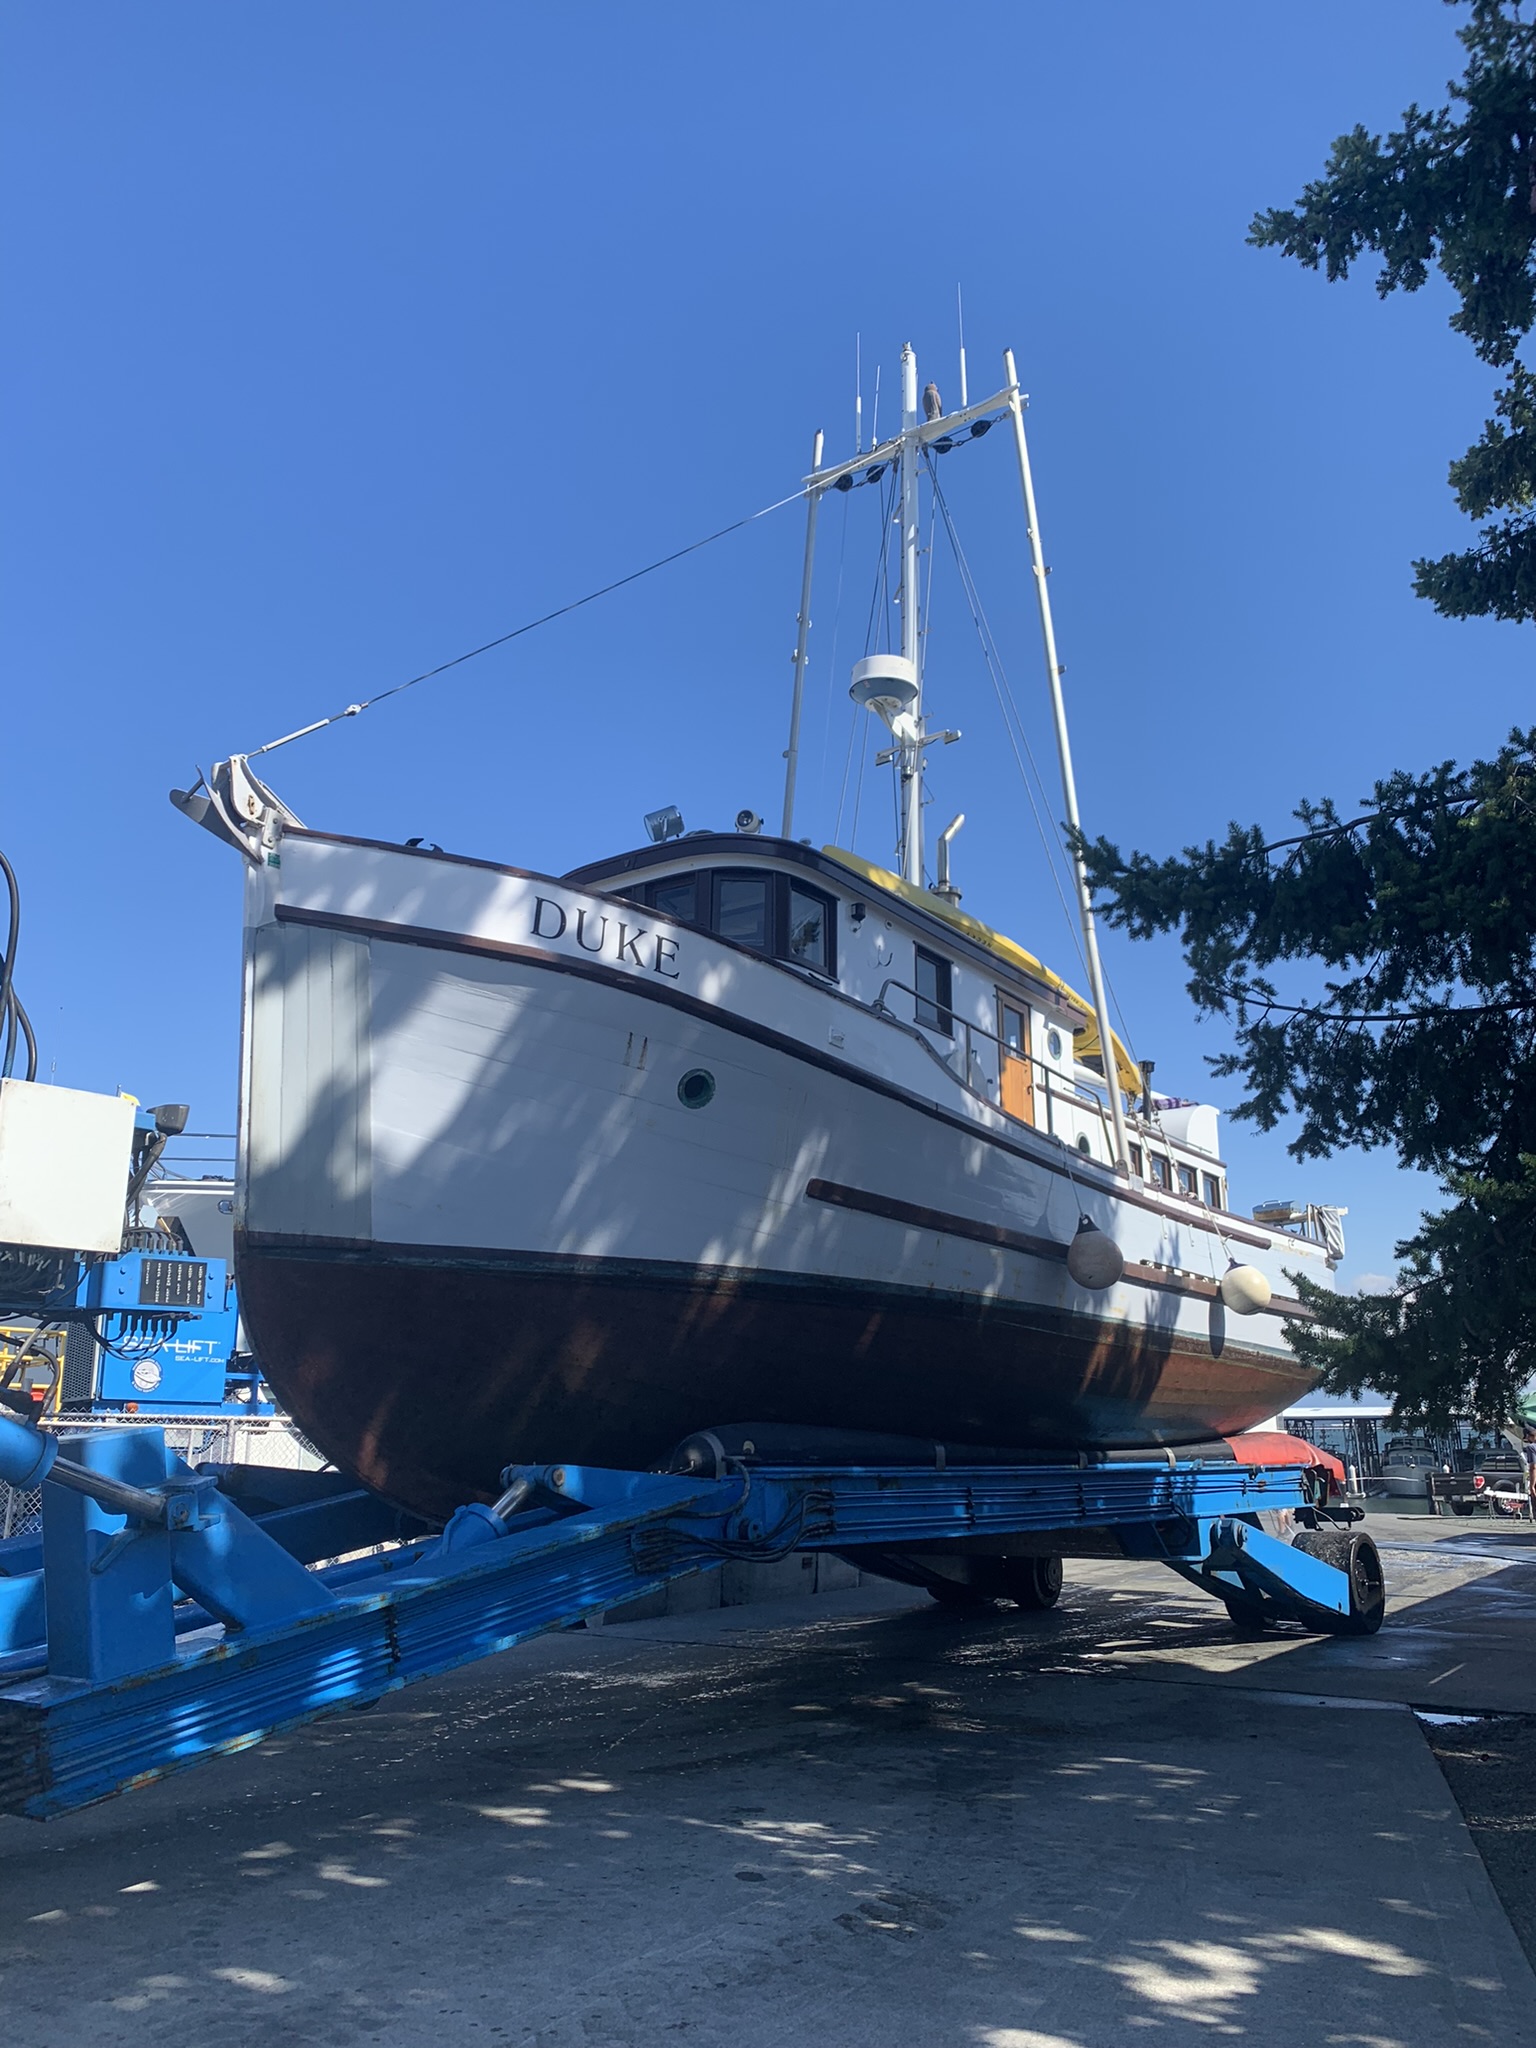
left=865, top=979, right=1221, bottom=1199
left=838, top=976, right=1253, bottom=1231
left=870, top=975, right=1100, bottom=1145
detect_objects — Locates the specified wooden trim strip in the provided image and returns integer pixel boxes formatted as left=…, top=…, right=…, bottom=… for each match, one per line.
left=804, top=1178, right=1316, bottom=1321
left=806, top=1178, right=1068, bottom=1266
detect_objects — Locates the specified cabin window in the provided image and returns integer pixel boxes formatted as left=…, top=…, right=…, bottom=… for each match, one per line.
left=1176, top=1163, right=1198, bottom=1198
left=914, top=946, right=953, bottom=1035
left=786, top=883, right=834, bottom=975
left=643, top=874, right=702, bottom=925
left=1128, top=1143, right=1144, bottom=1177
left=1202, top=1173, right=1223, bottom=1209
left=639, top=868, right=837, bottom=975
left=712, top=873, right=772, bottom=952
left=1148, top=1154, right=1172, bottom=1190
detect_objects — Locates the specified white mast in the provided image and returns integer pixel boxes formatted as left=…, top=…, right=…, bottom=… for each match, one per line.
left=819, top=358, right=1007, bottom=888
left=780, top=428, right=824, bottom=840
left=1003, top=348, right=1132, bottom=1176
left=897, top=342, right=924, bottom=884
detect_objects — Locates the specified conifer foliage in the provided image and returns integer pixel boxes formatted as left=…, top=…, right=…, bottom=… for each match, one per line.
left=1083, top=6, right=1536, bottom=1423
left=1251, top=0, right=1536, bottom=619
left=1080, top=733, right=1536, bottom=1426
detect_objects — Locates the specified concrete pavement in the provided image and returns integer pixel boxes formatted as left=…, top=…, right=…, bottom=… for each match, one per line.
left=1, top=1511, right=1533, bottom=2047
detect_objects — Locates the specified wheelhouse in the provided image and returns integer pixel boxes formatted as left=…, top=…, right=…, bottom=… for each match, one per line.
left=566, top=832, right=1234, bottom=1215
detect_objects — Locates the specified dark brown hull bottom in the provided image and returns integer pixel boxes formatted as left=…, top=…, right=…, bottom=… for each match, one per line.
left=237, top=1236, right=1314, bottom=1523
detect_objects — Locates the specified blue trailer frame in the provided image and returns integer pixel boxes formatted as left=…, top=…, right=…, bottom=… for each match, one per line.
left=0, top=1412, right=1383, bottom=1821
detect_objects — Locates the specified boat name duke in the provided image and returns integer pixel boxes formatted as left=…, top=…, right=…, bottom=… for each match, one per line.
left=532, top=895, right=681, bottom=979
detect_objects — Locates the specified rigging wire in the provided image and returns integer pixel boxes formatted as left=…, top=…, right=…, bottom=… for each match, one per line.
left=850, top=707, right=869, bottom=851
left=927, top=465, right=1149, bottom=1079
left=242, top=483, right=812, bottom=763
left=832, top=682, right=862, bottom=848
left=926, top=468, right=1086, bottom=969
left=915, top=466, right=942, bottom=879
left=835, top=469, right=900, bottom=847
left=814, top=489, right=852, bottom=834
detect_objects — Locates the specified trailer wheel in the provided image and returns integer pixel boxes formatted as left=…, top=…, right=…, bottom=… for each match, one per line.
left=1000, top=1555, right=1063, bottom=1610
left=1222, top=1595, right=1270, bottom=1636
left=1292, top=1529, right=1386, bottom=1635
left=927, top=1578, right=995, bottom=1611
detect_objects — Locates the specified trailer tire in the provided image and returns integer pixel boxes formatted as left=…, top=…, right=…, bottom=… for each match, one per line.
left=1001, top=1555, right=1063, bottom=1610
left=1292, top=1529, right=1386, bottom=1635
left=927, top=1578, right=995, bottom=1612
left=1222, top=1596, right=1270, bottom=1636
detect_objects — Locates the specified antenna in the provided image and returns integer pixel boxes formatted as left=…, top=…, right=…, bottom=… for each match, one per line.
left=870, top=364, right=881, bottom=449
left=956, top=286, right=969, bottom=409
left=855, top=333, right=863, bottom=455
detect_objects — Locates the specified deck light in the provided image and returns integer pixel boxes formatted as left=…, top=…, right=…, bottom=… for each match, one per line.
left=643, top=806, right=684, bottom=844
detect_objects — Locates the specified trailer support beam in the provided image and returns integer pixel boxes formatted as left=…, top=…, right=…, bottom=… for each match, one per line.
left=0, top=1415, right=1380, bottom=1821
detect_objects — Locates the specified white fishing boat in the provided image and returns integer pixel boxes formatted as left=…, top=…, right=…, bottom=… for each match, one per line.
left=1380, top=1440, right=1439, bottom=1499
left=175, top=343, right=1336, bottom=1520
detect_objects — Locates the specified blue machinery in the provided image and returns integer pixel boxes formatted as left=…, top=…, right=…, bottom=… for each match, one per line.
left=66, top=1239, right=258, bottom=1413
left=6, top=1234, right=261, bottom=1419
left=1, top=1099, right=264, bottom=1419
left=0, top=1409, right=1384, bottom=1821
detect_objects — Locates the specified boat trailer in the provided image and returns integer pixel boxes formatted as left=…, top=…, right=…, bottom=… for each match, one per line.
left=0, top=1410, right=1384, bottom=1820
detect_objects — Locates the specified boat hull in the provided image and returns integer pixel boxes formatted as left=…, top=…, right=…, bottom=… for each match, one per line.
left=238, top=1235, right=1313, bottom=1521
left=1381, top=1472, right=1430, bottom=1498
left=232, top=833, right=1324, bottom=1520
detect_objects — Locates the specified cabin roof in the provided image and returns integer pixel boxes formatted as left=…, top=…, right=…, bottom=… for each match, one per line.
left=566, top=832, right=1139, bottom=1092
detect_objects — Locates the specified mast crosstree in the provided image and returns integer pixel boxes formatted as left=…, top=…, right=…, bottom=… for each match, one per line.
left=781, top=340, right=1133, bottom=1173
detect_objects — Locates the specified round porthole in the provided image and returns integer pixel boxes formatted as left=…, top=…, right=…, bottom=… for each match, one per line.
left=1076, top=1134, right=1092, bottom=1155
left=1046, top=1028, right=1063, bottom=1061
left=678, top=1068, right=716, bottom=1109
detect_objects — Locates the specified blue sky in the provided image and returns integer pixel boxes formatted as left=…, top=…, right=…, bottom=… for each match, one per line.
left=3, top=2, right=1528, bottom=1285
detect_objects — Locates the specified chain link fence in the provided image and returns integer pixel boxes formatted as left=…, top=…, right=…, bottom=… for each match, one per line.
left=0, top=1416, right=325, bottom=1544
left=1, top=1482, right=41, bottom=1539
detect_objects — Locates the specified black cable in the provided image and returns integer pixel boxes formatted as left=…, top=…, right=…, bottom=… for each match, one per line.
left=0, top=850, right=36, bottom=1083
left=246, top=483, right=811, bottom=762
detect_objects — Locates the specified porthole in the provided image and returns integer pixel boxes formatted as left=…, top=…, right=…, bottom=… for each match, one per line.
left=1046, top=1028, right=1063, bottom=1061
left=1076, top=1134, right=1092, bottom=1155
left=678, top=1068, right=716, bottom=1110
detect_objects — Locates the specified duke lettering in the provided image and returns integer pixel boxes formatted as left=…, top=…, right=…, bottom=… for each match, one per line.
left=530, top=895, right=683, bottom=979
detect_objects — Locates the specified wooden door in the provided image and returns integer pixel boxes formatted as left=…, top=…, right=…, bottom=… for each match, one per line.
left=997, top=998, right=1034, bottom=1124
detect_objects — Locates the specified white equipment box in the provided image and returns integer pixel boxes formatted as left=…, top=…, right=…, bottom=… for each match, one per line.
left=0, top=1079, right=135, bottom=1253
